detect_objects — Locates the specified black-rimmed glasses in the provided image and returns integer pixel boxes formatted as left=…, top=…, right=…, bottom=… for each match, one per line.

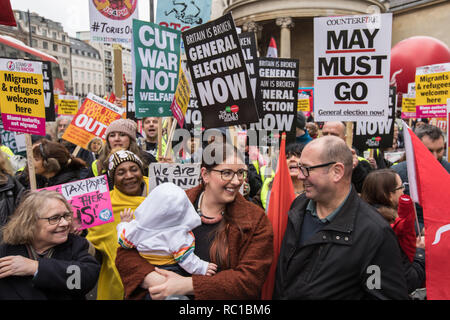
left=298, top=161, right=337, bottom=177
left=39, top=212, right=73, bottom=225
left=393, top=183, right=406, bottom=191
left=210, top=169, right=248, bottom=181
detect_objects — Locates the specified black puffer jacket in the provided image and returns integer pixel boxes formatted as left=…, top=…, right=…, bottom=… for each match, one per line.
left=17, top=166, right=83, bottom=190
left=0, top=175, right=25, bottom=229
left=273, top=188, right=409, bottom=300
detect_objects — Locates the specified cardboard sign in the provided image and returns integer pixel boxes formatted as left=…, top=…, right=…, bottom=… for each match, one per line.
left=156, top=0, right=212, bottom=32
left=0, top=58, right=46, bottom=135
left=62, top=93, right=124, bottom=150
left=89, top=0, right=139, bottom=44
left=133, top=19, right=181, bottom=117
left=40, top=61, right=55, bottom=121
left=415, top=63, right=450, bottom=118
left=38, top=175, right=113, bottom=230
left=0, top=120, right=26, bottom=154
left=126, top=82, right=135, bottom=120
left=58, top=95, right=79, bottom=116
left=148, top=163, right=200, bottom=191
left=401, top=93, right=416, bottom=119
left=249, top=57, right=299, bottom=145
left=170, top=63, right=191, bottom=128
left=314, top=13, right=392, bottom=121
left=182, top=13, right=259, bottom=128
left=353, top=86, right=396, bottom=151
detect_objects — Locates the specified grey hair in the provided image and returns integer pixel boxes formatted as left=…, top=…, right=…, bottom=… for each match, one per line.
left=317, top=136, right=353, bottom=179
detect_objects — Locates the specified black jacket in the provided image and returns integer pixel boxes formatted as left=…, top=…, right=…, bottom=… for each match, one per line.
left=17, top=166, right=84, bottom=190
left=273, top=188, right=409, bottom=300
left=0, top=175, right=25, bottom=229
left=0, top=234, right=100, bottom=300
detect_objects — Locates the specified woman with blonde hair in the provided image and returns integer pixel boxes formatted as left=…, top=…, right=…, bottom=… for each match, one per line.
left=0, top=190, right=100, bottom=299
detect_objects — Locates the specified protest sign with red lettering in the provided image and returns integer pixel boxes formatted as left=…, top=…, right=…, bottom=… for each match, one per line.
left=62, top=93, right=124, bottom=150
left=0, top=58, right=46, bottom=136
left=314, top=13, right=392, bottom=122
left=38, top=175, right=113, bottom=230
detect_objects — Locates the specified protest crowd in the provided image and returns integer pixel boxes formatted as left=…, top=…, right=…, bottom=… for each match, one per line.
left=0, top=0, right=449, bottom=302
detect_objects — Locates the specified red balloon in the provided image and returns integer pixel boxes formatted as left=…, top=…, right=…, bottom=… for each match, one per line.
left=390, top=36, right=450, bottom=94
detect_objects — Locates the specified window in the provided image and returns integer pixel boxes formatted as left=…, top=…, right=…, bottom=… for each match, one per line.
left=62, top=46, right=67, bottom=53
left=62, top=35, right=66, bottom=42
left=31, top=39, right=38, bottom=47
left=63, top=68, right=67, bottom=77
left=42, top=29, right=47, bottom=37
left=75, top=83, right=79, bottom=94
left=43, top=41, right=48, bottom=49
left=52, top=31, right=57, bottom=39
left=53, top=44, right=58, bottom=52
left=93, top=84, right=96, bottom=94
left=31, top=26, right=36, bottom=34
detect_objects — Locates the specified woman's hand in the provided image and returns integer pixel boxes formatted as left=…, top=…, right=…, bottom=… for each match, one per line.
left=120, top=208, right=135, bottom=222
left=141, top=271, right=166, bottom=289
left=0, top=256, right=39, bottom=279
left=148, top=267, right=194, bottom=300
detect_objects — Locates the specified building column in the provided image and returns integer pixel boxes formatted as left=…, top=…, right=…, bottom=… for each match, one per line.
left=242, top=20, right=263, bottom=50
left=276, top=17, right=294, bottom=58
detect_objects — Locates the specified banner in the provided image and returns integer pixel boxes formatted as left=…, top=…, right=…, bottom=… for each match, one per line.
left=314, top=13, right=392, bottom=122
left=61, top=93, right=124, bottom=150
left=148, top=163, right=200, bottom=191
left=415, top=62, right=450, bottom=118
left=170, top=62, right=191, bottom=128
left=0, top=58, right=46, bottom=135
left=401, top=93, right=416, bottom=119
left=89, top=0, right=139, bottom=44
left=126, top=82, right=135, bottom=120
left=156, top=0, right=212, bottom=32
left=182, top=13, right=259, bottom=128
left=57, top=95, right=79, bottom=116
left=353, top=86, right=396, bottom=151
left=38, top=175, right=114, bottom=230
left=0, top=120, right=26, bottom=154
left=249, top=57, right=299, bottom=145
left=132, top=19, right=181, bottom=118
left=298, top=87, right=314, bottom=117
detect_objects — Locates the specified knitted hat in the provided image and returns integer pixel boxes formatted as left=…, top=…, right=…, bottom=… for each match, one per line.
left=107, top=149, right=143, bottom=178
left=296, top=111, right=306, bottom=130
left=105, top=119, right=137, bottom=141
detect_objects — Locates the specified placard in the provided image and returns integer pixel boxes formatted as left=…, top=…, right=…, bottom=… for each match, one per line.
left=57, top=95, right=79, bottom=116
left=89, top=0, right=139, bottom=44
left=132, top=19, right=181, bottom=117
left=415, top=62, right=450, bottom=118
left=0, top=58, right=46, bottom=135
left=298, top=87, right=314, bottom=117
left=249, top=57, right=299, bottom=145
left=126, top=82, right=135, bottom=120
left=170, top=63, right=191, bottom=128
left=353, top=86, right=396, bottom=151
left=182, top=13, right=259, bottom=128
left=38, top=175, right=113, bottom=230
left=156, top=0, right=212, bottom=32
left=41, top=61, right=55, bottom=121
left=148, top=163, right=201, bottom=191
left=61, top=93, right=124, bottom=150
left=401, top=93, right=416, bottom=119
left=239, top=32, right=258, bottom=99
left=314, top=13, right=392, bottom=121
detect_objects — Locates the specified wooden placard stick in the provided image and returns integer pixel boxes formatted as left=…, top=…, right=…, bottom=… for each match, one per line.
left=72, top=145, right=81, bottom=157
left=164, top=119, right=177, bottom=159
left=345, top=122, right=354, bottom=148
left=157, top=118, right=163, bottom=160
left=25, top=134, right=37, bottom=191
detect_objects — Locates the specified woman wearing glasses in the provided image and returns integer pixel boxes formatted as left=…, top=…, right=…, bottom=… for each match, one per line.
left=115, top=142, right=274, bottom=299
left=0, top=190, right=100, bottom=299
left=361, top=169, right=425, bottom=295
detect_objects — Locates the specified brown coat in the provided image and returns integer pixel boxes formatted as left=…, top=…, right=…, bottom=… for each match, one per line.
left=115, top=184, right=274, bottom=300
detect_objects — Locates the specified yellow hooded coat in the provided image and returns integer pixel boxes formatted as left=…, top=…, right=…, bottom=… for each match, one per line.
left=86, top=176, right=149, bottom=300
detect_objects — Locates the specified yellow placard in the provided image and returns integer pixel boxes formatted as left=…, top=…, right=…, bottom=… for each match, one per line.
left=402, top=97, right=416, bottom=113
left=297, top=98, right=310, bottom=112
left=415, top=71, right=450, bottom=107
left=58, top=95, right=79, bottom=115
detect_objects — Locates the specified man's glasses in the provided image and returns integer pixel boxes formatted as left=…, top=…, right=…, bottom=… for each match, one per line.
left=39, top=212, right=73, bottom=225
left=210, top=169, right=248, bottom=181
left=298, top=161, right=336, bottom=177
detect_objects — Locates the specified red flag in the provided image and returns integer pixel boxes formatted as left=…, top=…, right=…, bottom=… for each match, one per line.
left=261, top=133, right=296, bottom=299
left=266, top=37, right=278, bottom=58
left=391, top=194, right=416, bottom=263
left=403, top=122, right=450, bottom=299
left=0, top=0, right=16, bottom=27
left=108, top=92, right=116, bottom=103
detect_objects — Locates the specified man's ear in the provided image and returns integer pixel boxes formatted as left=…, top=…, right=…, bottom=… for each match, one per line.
left=331, top=162, right=345, bottom=182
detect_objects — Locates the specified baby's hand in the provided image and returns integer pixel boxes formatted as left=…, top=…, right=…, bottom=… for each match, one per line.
left=206, top=263, right=217, bottom=276
left=120, top=208, right=134, bottom=222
